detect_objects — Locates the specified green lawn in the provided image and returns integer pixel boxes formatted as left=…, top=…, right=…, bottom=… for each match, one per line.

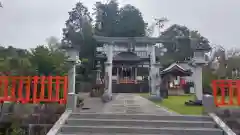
left=140, top=93, right=203, bottom=115
left=140, top=93, right=240, bottom=115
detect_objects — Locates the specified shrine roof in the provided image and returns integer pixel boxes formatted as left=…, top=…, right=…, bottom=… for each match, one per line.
left=161, top=63, right=192, bottom=76
left=113, top=52, right=141, bottom=61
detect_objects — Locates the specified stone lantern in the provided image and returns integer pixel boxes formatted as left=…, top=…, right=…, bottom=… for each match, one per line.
left=62, top=45, right=80, bottom=110
left=189, top=39, right=211, bottom=103
left=90, top=61, right=104, bottom=97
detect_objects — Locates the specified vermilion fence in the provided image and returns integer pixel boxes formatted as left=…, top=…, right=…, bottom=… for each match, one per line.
left=212, top=80, right=240, bottom=106
left=0, top=76, right=68, bottom=104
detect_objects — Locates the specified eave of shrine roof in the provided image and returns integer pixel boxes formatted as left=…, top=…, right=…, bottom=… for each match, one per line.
left=161, top=63, right=192, bottom=76
left=113, top=52, right=141, bottom=61
left=162, top=63, right=186, bottom=72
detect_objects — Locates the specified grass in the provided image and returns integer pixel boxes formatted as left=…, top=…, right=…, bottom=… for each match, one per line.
left=140, top=93, right=240, bottom=115
left=140, top=93, right=203, bottom=115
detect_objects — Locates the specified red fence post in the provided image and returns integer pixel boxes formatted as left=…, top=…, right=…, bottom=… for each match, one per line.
left=11, top=77, right=16, bottom=101
left=228, top=80, right=234, bottom=105
left=55, top=76, right=60, bottom=102
left=219, top=80, right=226, bottom=105
left=0, top=77, right=2, bottom=102
left=237, top=80, right=240, bottom=106
left=33, top=76, right=39, bottom=103
left=212, top=80, right=218, bottom=106
left=48, top=76, right=53, bottom=101
left=4, top=77, right=8, bottom=101
left=18, top=77, right=23, bottom=103
left=25, top=76, right=31, bottom=103
left=62, top=76, right=68, bottom=104
left=40, top=76, right=46, bottom=101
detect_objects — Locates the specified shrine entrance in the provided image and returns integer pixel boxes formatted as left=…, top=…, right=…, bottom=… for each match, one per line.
left=112, top=51, right=141, bottom=84
left=118, top=67, right=134, bottom=83
left=111, top=52, right=143, bottom=92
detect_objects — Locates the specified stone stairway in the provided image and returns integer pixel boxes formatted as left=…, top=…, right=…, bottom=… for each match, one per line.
left=57, top=112, right=224, bottom=135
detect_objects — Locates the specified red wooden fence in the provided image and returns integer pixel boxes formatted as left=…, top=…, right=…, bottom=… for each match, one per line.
left=0, top=76, right=68, bottom=104
left=212, top=80, right=240, bottom=106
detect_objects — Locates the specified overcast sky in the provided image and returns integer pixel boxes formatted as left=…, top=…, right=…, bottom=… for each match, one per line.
left=0, top=0, right=239, bottom=49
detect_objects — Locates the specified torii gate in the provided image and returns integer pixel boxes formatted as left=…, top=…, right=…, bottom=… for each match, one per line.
left=94, top=35, right=169, bottom=101
left=93, top=35, right=210, bottom=103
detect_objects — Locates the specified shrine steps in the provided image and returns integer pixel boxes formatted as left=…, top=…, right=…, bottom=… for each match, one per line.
left=58, top=132, right=170, bottom=135
left=65, top=118, right=215, bottom=128
left=57, top=113, right=224, bottom=135
left=69, top=113, right=213, bottom=121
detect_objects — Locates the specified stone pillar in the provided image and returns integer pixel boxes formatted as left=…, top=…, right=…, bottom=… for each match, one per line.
left=117, top=67, right=119, bottom=84
left=131, top=67, right=133, bottom=80
left=68, top=64, right=75, bottom=93
left=135, top=67, right=137, bottom=80
left=195, top=66, right=203, bottom=101
left=190, top=66, right=196, bottom=94
left=155, top=63, right=161, bottom=97
left=64, top=48, right=79, bottom=110
left=102, top=44, right=113, bottom=102
left=149, top=46, right=162, bottom=101
left=202, top=94, right=217, bottom=114
left=150, top=45, right=157, bottom=95
left=66, top=63, right=77, bottom=110
left=151, top=45, right=156, bottom=64
left=191, top=50, right=207, bottom=102
left=107, top=45, right=113, bottom=95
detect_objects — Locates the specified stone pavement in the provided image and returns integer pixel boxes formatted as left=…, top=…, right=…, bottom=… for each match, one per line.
left=80, top=93, right=177, bottom=115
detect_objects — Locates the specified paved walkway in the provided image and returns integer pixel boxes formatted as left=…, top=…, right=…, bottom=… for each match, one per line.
left=79, top=93, right=177, bottom=116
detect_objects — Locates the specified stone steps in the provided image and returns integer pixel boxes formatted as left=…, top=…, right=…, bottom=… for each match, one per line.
left=60, top=125, right=222, bottom=135
left=65, top=118, right=215, bottom=128
left=56, top=113, right=223, bottom=135
left=58, top=132, right=170, bottom=135
left=69, top=112, right=213, bottom=121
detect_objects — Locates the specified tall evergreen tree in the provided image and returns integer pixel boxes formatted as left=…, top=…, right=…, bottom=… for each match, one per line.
left=94, top=0, right=146, bottom=37
left=62, top=2, right=96, bottom=76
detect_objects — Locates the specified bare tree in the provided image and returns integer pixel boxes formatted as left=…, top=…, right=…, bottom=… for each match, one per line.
left=146, top=17, right=168, bottom=37
left=227, top=47, right=240, bottom=57
left=155, top=17, right=168, bottom=36
left=45, top=36, right=61, bottom=51
left=208, top=45, right=227, bottom=78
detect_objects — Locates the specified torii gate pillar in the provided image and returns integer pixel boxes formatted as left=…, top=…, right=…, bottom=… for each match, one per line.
left=102, top=44, right=113, bottom=102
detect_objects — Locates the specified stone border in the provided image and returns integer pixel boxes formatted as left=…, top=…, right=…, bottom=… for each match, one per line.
left=209, top=113, right=237, bottom=135
left=46, top=110, right=72, bottom=135
left=154, top=104, right=180, bottom=115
